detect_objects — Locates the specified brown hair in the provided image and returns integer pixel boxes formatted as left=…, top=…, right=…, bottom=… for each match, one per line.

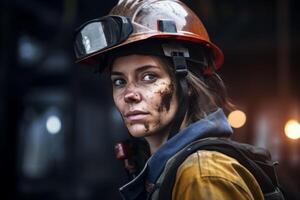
left=185, top=71, right=234, bottom=125
left=156, top=56, right=234, bottom=127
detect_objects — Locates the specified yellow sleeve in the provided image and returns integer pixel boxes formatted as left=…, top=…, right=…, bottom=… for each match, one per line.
left=171, top=150, right=264, bottom=200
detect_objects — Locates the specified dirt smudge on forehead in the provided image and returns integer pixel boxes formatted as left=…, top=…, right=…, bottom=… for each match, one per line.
left=157, top=82, right=175, bottom=112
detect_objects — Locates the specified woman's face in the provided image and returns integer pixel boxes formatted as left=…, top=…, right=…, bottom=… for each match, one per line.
left=111, top=54, right=178, bottom=138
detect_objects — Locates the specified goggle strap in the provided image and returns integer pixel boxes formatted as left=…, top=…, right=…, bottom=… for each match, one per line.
left=168, top=77, right=189, bottom=139
left=162, top=43, right=190, bottom=57
left=171, top=52, right=188, bottom=77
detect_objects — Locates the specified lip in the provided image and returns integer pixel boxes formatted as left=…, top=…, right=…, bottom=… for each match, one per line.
left=125, top=110, right=149, bottom=121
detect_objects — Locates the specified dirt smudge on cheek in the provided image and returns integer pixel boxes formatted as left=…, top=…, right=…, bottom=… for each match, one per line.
left=154, top=118, right=161, bottom=128
left=157, top=82, right=175, bottom=112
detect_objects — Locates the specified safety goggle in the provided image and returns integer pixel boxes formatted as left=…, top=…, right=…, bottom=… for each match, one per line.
left=74, top=15, right=133, bottom=60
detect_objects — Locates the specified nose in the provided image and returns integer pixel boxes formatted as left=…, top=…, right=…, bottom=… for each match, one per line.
left=124, top=89, right=141, bottom=103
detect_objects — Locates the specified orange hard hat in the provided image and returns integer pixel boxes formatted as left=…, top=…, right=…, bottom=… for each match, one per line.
left=74, top=0, right=224, bottom=69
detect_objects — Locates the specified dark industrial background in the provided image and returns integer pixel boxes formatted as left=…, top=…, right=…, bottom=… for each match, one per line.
left=1, top=0, right=299, bottom=199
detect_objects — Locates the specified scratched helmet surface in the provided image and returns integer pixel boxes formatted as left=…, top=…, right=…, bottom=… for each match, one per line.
left=75, top=0, right=224, bottom=69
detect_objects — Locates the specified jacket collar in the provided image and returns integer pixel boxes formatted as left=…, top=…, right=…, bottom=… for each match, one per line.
left=147, top=108, right=232, bottom=182
left=119, top=108, right=232, bottom=199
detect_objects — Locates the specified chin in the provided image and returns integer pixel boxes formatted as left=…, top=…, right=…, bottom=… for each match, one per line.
left=127, top=123, right=153, bottom=138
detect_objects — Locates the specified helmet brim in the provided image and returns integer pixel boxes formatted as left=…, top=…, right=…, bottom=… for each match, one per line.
left=76, top=32, right=224, bottom=70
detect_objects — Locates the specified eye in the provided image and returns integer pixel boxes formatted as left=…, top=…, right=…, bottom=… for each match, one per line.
left=112, top=78, right=126, bottom=87
left=143, top=73, right=157, bottom=81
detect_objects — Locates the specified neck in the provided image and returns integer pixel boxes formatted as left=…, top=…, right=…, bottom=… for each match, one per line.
left=145, top=130, right=169, bottom=155
left=145, top=114, right=189, bottom=154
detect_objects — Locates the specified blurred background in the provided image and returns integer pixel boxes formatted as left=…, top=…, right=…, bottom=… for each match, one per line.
left=0, top=0, right=299, bottom=199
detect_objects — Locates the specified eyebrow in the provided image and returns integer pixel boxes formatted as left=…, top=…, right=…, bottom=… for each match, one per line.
left=110, top=64, right=159, bottom=76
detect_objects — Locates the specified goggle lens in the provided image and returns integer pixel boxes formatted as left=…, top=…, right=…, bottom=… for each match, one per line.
left=74, top=16, right=133, bottom=60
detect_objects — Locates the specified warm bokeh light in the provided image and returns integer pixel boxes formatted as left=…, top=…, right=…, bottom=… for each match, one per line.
left=285, top=119, right=300, bottom=140
left=228, top=110, right=247, bottom=128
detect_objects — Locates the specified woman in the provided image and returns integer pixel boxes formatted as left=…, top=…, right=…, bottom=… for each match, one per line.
left=74, top=0, right=265, bottom=199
